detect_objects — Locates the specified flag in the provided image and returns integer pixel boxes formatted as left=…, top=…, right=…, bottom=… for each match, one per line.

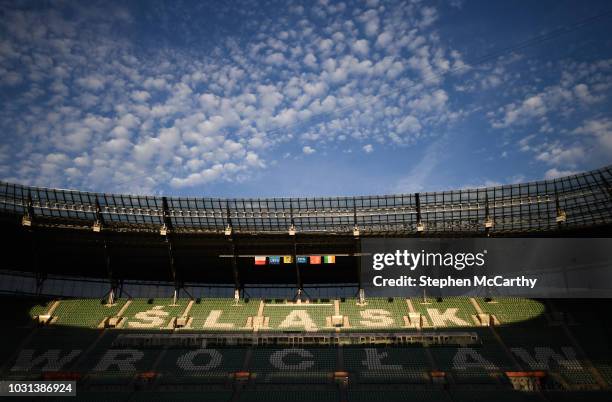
left=283, top=256, right=293, bottom=264
left=297, top=256, right=308, bottom=264
left=269, top=256, right=281, bottom=265
left=310, top=255, right=321, bottom=264
left=323, top=255, right=336, bottom=264
left=254, top=256, right=267, bottom=265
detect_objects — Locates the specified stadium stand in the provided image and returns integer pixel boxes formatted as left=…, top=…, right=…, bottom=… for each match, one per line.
left=346, top=388, right=453, bottom=402
left=52, top=298, right=127, bottom=328
left=339, top=297, right=408, bottom=330
left=250, top=347, right=336, bottom=383
left=411, top=297, right=478, bottom=328
left=263, top=301, right=334, bottom=332
left=119, top=298, right=185, bottom=330
left=188, top=298, right=259, bottom=331
left=476, top=298, right=547, bottom=326
left=158, top=348, right=246, bottom=383
left=343, top=347, right=430, bottom=383
left=238, top=388, right=339, bottom=402
left=1, top=167, right=611, bottom=401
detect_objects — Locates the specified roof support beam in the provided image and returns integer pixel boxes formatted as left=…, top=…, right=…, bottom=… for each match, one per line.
left=225, top=202, right=241, bottom=294
left=161, top=197, right=180, bottom=300
left=289, top=204, right=303, bottom=299
left=415, top=193, right=424, bottom=234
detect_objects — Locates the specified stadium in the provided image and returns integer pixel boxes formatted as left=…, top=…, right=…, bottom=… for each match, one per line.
left=1, top=166, right=611, bottom=401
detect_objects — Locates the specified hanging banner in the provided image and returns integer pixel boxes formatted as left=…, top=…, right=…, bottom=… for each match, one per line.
left=324, top=255, right=336, bottom=264
left=283, top=256, right=293, bottom=264
left=297, top=256, right=308, bottom=264
left=269, top=256, right=281, bottom=265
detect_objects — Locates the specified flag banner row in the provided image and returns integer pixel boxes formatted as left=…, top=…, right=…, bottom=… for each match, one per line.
left=253, top=256, right=336, bottom=265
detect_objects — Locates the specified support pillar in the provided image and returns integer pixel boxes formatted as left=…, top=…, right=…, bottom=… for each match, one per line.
left=162, top=197, right=179, bottom=304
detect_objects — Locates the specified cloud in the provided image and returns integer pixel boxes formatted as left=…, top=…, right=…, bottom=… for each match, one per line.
left=396, top=115, right=421, bottom=134
left=352, top=39, right=370, bottom=56
left=1, top=71, right=23, bottom=86
left=535, top=144, right=585, bottom=166
left=544, top=168, right=578, bottom=179
left=573, top=118, right=612, bottom=152
left=76, top=75, right=105, bottom=91
left=302, top=146, right=316, bottom=154
left=375, top=32, right=393, bottom=48
left=359, top=10, right=379, bottom=37
left=131, top=90, right=151, bottom=103
left=0, top=1, right=487, bottom=193
left=494, top=94, right=547, bottom=128
left=489, top=59, right=611, bottom=131
left=265, top=52, right=286, bottom=65
left=419, top=7, right=438, bottom=28
left=573, top=84, right=603, bottom=104
left=303, top=53, right=318, bottom=69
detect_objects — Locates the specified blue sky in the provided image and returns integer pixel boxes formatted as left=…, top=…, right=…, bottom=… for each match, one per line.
left=0, top=0, right=611, bottom=197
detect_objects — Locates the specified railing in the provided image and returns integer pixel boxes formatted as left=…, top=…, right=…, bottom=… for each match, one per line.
left=1, top=165, right=611, bottom=233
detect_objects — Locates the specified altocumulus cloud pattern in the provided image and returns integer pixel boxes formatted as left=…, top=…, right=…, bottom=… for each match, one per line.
left=0, top=0, right=611, bottom=197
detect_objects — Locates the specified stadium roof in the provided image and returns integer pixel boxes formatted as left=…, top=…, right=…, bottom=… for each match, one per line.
left=1, top=165, right=611, bottom=235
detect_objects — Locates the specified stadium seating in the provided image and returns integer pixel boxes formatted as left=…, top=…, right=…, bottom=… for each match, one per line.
left=44, top=391, right=134, bottom=402
left=411, top=297, right=477, bottom=328
left=476, top=298, right=546, bottom=325
left=449, top=389, right=544, bottom=402
left=189, top=298, right=260, bottom=330
left=9, top=328, right=100, bottom=373
left=263, top=301, right=333, bottom=331
left=158, top=348, right=246, bottom=383
left=238, top=388, right=339, bottom=402
left=4, top=295, right=612, bottom=402
left=119, top=298, right=186, bottom=330
left=18, top=296, right=555, bottom=332
left=130, top=390, right=234, bottom=401
left=343, top=347, right=430, bottom=383
left=52, top=298, right=126, bottom=328
left=339, top=297, right=408, bottom=330
left=28, top=299, right=55, bottom=318
left=250, top=348, right=336, bottom=383
left=497, top=324, right=598, bottom=387
left=347, top=388, right=453, bottom=402
left=73, top=331, right=155, bottom=375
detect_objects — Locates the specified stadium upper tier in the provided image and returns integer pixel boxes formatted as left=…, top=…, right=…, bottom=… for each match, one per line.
left=1, top=165, right=611, bottom=234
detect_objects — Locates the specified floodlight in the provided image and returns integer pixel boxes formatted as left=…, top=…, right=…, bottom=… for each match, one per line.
left=484, top=217, right=494, bottom=228
left=416, top=222, right=425, bottom=232
left=160, top=224, right=168, bottom=236
left=556, top=210, right=567, bottom=223
left=21, top=215, right=32, bottom=227
left=288, top=224, right=296, bottom=236
left=92, top=220, right=101, bottom=232
left=224, top=224, right=232, bottom=236
left=353, top=226, right=360, bottom=237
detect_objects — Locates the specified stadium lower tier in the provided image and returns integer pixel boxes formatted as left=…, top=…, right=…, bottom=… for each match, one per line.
left=2, top=296, right=612, bottom=401
left=19, top=296, right=548, bottom=331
